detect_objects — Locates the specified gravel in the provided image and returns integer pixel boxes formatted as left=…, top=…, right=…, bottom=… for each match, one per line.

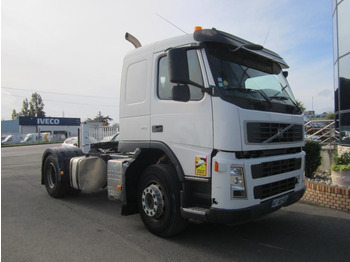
left=307, top=170, right=350, bottom=188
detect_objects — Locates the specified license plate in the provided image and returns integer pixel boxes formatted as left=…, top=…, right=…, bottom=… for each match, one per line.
left=271, top=195, right=289, bottom=208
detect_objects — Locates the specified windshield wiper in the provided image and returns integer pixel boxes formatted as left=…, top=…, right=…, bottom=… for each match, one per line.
left=252, top=89, right=272, bottom=105
left=226, top=88, right=272, bottom=105
left=270, top=95, right=302, bottom=113
left=270, top=96, right=288, bottom=101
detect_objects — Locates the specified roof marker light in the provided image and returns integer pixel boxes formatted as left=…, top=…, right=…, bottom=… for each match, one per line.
left=194, top=26, right=202, bottom=32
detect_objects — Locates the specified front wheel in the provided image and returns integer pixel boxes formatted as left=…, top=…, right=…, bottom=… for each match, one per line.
left=138, top=164, right=187, bottom=237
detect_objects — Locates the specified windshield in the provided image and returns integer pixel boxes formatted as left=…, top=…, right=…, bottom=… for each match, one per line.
left=206, top=44, right=300, bottom=114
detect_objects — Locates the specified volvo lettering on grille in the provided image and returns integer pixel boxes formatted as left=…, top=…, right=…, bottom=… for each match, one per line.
left=262, top=124, right=295, bottom=144
left=246, top=122, right=303, bottom=143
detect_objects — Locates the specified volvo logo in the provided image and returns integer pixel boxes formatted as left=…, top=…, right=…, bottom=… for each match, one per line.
left=262, top=124, right=295, bottom=143
left=277, top=128, right=285, bottom=138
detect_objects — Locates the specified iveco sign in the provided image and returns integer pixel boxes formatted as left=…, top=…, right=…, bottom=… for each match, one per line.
left=37, top=118, right=60, bottom=125
left=19, top=117, right=80, bottom=126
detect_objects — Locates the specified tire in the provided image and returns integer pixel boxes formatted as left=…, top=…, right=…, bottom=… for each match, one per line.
left=43, top=155, right=70, bottom=198
left=138, top=164, right=187, bottom=237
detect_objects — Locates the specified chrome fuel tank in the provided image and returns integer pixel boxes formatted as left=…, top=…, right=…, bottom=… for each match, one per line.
left=70, top=156, right=107, bottom=193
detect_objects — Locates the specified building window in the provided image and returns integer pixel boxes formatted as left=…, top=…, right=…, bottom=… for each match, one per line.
left=333, top=0, right=350, bottom=145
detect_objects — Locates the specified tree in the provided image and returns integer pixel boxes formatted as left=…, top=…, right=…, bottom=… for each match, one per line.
left=20, top=99, right=30, bottom=116
left=11, top=92, right=46, bottom=119
left=11, top=109, right=19, bottom=120
left=325, top=112, right=335, bottom=120
left=296, top=100, right=306, bottom=113
left=87, top=111, right=113, bottom=126
left=29, top=92, right=45, bottom=117
left=29, top=101, right=35, bottom=117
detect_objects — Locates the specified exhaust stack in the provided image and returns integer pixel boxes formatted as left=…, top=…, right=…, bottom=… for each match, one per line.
left=125, top=33, right=141, bottom=48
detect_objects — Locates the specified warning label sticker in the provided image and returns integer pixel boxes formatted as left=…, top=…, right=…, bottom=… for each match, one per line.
left=195, top=156, right=207, bottom=176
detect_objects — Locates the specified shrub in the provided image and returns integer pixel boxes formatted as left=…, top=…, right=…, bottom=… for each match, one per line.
left=303, top=140, right=322, bottom=178
left=331, top=152, right=350, bottom=171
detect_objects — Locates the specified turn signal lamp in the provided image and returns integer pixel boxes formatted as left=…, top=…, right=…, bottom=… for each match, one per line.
left=214, top=161, right=219, bottom=172
left=194, top=26, right=202, bottom=32
left=214, top=161, right=227, bottom=172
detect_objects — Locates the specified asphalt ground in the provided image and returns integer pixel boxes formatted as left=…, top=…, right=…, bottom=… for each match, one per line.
left=2, top=144, right=350, bottom=261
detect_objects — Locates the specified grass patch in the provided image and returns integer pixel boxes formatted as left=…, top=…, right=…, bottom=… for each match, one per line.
left=1, top=142, right=62, bottom=147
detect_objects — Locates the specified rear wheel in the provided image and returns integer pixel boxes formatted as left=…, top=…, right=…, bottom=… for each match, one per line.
left=138, top=164, right=187, bottom=237
left=43, top=155, right=70, bottom=198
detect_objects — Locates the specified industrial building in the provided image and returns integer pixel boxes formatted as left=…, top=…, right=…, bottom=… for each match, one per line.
left=1, top=116, right=80, bottom=138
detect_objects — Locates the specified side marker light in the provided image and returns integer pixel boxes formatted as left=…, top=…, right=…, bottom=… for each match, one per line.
left=214, top=161, right=219, bottom=172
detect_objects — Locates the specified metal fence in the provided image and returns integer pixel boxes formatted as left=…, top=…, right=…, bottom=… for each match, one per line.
left=89, top=125, right=118, bottom=143
left=304, top=120, right=338, bottom=146
left=80, top=123, right=119, bottom=153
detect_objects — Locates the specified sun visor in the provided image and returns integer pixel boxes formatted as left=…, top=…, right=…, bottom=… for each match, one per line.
left=194, top=28, right=289, bottom=69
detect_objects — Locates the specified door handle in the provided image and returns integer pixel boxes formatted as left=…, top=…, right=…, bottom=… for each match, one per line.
left=152, top=125, right=163, bottom=133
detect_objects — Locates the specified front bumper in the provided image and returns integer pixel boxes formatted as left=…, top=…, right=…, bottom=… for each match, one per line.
left=205, top=187, right=305, bottom=224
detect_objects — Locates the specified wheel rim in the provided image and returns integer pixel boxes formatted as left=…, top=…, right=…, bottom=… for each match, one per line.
left=47, top=162, right=57, bottom=189
left=141, top=184, right=164, bottom=219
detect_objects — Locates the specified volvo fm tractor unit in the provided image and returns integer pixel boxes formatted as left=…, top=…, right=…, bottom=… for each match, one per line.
left=41, top=27, right=305, bottom=237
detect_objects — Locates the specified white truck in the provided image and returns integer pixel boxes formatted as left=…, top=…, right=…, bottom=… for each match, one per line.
left=21, top=132, right=51, bottom=143
left=2, top=134, right=26, bottom=144
left=41, top=27, right=305, bottom=237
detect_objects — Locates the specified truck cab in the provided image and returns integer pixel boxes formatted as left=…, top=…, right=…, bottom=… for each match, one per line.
left=41, top=27, right=305, bottom=237
left=119, top=27, right=305, bottom=218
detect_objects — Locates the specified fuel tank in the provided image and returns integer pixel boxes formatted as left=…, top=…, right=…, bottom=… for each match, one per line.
left=70, top=156, right=107, bottom=193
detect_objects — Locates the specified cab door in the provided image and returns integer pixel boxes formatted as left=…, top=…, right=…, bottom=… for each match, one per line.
left=151, top=49, right=213, bottom=178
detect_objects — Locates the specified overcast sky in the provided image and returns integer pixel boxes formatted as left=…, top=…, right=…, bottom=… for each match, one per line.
left=1, top=0, right=333, bottom=123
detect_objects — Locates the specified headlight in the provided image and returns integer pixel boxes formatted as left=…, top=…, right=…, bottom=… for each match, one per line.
left=230, top=167, right=246, bottom=198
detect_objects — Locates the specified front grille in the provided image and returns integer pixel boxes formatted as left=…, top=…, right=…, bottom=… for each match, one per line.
left=247, top=123, right=303, bottom=143
left=251, top=158, right=302, bottom=179
left=254, top=177, right=297, bottom=199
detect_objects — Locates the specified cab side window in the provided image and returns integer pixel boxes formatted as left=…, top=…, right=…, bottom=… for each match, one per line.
left=158, top=50, right=204, bottom=100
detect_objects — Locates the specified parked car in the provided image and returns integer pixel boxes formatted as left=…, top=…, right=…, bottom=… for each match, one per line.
left=110, top=133, right=119, bottom=142
left=62, top=137, right=78, bottom=147
left=62, top=136, right=99, bottom=147
left=100, top=133, right=119, bottom=143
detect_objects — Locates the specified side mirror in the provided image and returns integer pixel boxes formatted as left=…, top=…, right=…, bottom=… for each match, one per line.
left=283, top=71, right=288, bottom=78
left=172, top=84, right=190, bottom=102
left=168, top=48, right=190, bottom=84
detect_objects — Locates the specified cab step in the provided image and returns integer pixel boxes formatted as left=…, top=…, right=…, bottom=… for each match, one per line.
left=181, top=207, right=210, bottom=221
